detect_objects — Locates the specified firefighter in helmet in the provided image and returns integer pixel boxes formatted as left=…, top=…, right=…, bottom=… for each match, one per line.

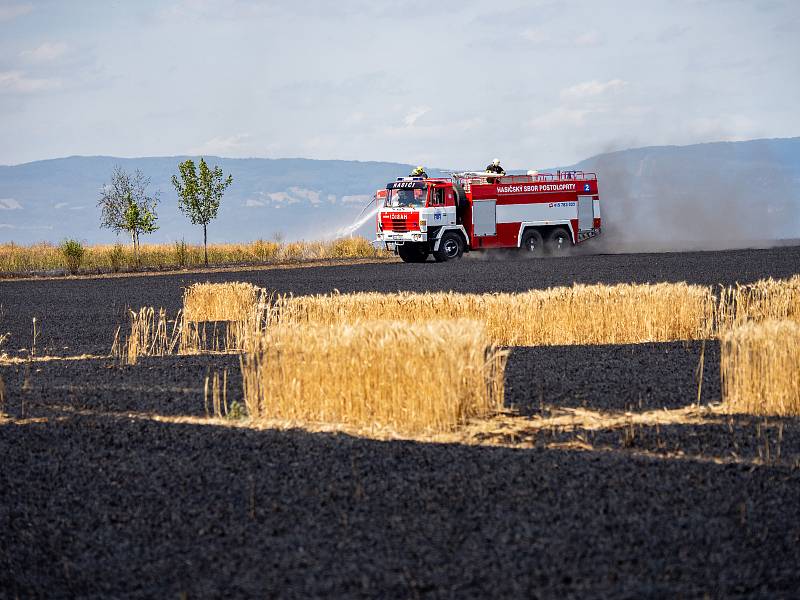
left=485, top=158, right=505, bottom=183
left=486, top=158, right=505, bottom=175
left=410, top=165, right=428, bottom=178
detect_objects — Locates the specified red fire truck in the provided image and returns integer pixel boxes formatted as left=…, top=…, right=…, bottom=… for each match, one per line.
left=374, top=170, right=602, bottom=262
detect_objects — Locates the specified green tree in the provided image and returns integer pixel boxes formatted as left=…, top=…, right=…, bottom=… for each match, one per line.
left=171, top=157, right=233, bottom=265
left=98, top=166, right=159, bottom=265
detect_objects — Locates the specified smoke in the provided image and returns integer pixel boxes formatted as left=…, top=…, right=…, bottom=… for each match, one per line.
left=583, top=139, right=800, bottom=253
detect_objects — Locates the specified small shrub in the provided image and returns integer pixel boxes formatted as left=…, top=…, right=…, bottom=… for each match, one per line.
left=109, top=243, right=125, bottom=272
left=174, top=239, right=189, bottom=268
left=59, top=239, right=85, bottom=275
left=228, top=400, right=245, bottom=420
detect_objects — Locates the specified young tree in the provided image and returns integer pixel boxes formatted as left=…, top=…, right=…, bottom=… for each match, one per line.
left=171, top=158, right=233, bottom=265
left=98, top=166, right=159, bottom=265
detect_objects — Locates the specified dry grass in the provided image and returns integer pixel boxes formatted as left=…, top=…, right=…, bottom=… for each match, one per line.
left=271, top=283, right=716, bottom=346
left=180, top=282, right=267, bottom=353
left=0, top=237, right=386, bottom=275
left=717, top=276, right=800, bottom=332
left=111, top=307, right=182, bottom=365
left=240, top=320, right=507, bottom=434
left=721, top=320, right=800, bottom=416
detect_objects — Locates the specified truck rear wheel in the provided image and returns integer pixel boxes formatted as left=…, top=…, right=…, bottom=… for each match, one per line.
left=546, top=227, right=572, bottom=255
left=520, top=229, right=544, bottom=256
left=433, top=232, right=464, bottom=262
left=398, top=243, right=429, bottom=263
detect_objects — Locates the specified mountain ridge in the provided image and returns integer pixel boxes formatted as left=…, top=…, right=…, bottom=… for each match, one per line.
left=1, top=138, right=798, bottom=250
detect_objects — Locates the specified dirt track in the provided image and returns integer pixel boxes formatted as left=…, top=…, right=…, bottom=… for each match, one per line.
left=2, top=246, right=800, bottom=597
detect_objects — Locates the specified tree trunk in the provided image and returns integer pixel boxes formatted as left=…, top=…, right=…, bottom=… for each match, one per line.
left=131, top=231, right=139, bottom=266
left=203, top=224, right=208, bottom=266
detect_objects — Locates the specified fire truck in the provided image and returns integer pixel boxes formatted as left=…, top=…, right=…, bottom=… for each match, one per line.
left=374, top=170, right=601, bottom=262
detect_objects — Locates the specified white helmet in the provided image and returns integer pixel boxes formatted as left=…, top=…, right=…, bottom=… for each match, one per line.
left=492, top=158, right=500, bottom=165
left=527, top=169, right=538, bottom=176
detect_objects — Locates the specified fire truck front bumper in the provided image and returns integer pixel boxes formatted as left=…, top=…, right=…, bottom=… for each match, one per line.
left=375, top=231, right=428, bottom=248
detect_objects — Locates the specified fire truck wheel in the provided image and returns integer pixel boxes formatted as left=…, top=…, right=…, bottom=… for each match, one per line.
left=546, top=227, right=572, bottom=255
left=398, top=243, right=429, bottom=263
left=520, top=229, right=544, bottom=256
left=434, top=232, right=464, bottom=262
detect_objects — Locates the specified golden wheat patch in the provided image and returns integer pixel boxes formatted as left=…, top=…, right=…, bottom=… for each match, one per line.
left=721, top=319, right=800, bottom=416
left=180, top=282, right=266, bottom=353
left=182, top=282, right=263, bottom=323
left=716, top=275, right=800, bottom=332
left=240, top=320, right=507, bottom=434
left=271, top=283, right=716, bottom=346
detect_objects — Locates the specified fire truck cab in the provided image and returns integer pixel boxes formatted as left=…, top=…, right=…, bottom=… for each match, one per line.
left=375, top=170, right=602, bottom=262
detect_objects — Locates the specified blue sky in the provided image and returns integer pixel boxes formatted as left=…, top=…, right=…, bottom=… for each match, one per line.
left=1, top=0, right=798, bottom=169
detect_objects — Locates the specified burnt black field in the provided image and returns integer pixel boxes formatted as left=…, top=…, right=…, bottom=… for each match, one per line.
left=1, top=246, right=800, bottom=598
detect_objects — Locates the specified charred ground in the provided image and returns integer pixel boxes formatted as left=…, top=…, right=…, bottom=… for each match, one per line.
left=1, top=245, right=799, bottom=597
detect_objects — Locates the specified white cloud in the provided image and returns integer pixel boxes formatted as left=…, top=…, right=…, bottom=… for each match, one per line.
left=20, top=42, right=68, bottom=63
left=54, top=202, right=69, bottom=209
left=0, top=223, right=52, bottom=230
left=528, top=107, right=594, bottom=130
left=244, top=198, right=265, bottom=207
left=560, top=79, right=627, bottom=100
left=189, top=133, right=252, bottom=156
left=0, top=198, right=22, bottom=210
left=0, top=70, right=60, bottom=94
left=403, top=106, right=430, bottom=127
left=0, top=2, right=32, bottom=22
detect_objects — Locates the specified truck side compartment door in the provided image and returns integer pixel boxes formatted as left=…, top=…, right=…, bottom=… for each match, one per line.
left=473, top=199, right=497, bottom=237
left=577, top=195, right=594, bottom=231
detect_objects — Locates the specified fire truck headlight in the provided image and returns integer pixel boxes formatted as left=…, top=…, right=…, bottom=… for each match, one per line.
left=412, top=233, right=422, bottom=241
left=419, top=219, right=427, bottom=231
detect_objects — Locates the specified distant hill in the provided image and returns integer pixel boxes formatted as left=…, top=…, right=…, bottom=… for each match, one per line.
left=0, top=138, right=798, bottom=251
left=0, top=156, right=447, bottom=245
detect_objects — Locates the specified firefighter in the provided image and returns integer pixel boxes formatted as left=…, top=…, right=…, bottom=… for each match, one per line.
left=486, top=158, right=505, bottom=183
left=486, top=158, right=505, bottom=175
left=410, top=165, right=428, bottom=178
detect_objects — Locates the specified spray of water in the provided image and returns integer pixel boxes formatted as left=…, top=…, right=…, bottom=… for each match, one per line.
left=334, top=204, right=379, bottom=239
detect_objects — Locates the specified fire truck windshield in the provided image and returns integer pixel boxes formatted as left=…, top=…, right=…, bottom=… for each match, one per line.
left=386, top=187, right=427, bottom=208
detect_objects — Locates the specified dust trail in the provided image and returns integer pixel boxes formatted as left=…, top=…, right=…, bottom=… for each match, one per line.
left=578, top=138, right=800, bottom=253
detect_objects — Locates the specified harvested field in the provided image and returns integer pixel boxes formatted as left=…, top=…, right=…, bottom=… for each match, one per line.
left=1, top=245, right=800, bottom=597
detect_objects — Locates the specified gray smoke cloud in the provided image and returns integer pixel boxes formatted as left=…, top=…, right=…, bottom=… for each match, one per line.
left=575, top=138, right=800, bottom=253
